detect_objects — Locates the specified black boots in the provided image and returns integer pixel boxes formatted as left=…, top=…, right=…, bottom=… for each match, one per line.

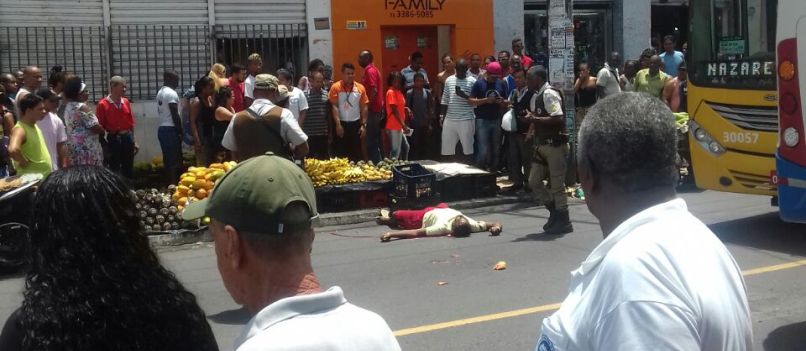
left=544, top=207, right=573, bottom=235
left=543, top=203, right=556, bottom=231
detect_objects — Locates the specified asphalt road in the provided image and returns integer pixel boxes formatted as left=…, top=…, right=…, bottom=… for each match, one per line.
left=1, top=190, right=805, bottom=350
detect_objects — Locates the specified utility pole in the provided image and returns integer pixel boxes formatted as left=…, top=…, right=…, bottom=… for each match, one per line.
left=547, top=0, right=577, bottom=182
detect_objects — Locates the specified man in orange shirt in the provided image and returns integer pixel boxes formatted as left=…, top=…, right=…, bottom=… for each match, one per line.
left=328, top=63, right=369, bottom=162
left=96, top=76, right=138, bottom=179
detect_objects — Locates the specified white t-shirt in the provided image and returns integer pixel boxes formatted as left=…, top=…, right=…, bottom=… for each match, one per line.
left=286, top=86, right=309, bottom=121
left=422, top=208, right=486, bottom=235
left=245, top=75, right=256, bottom=99
left=596, top=63, right=622, bottom=98
left=537, top=199, right=752, bottom=351
left=156, top=86, right=180, bottom=127
left=235, top=286, right=401, bottom=351
left=221, top=98, right=307, bottom=152
left=36, top=112, right=67, bottom=170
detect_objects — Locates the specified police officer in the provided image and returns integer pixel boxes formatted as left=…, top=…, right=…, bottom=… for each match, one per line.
left=525, top=66, right=573, bottom=234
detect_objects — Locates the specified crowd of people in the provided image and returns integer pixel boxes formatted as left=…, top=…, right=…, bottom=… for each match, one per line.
left=0, top=31, right=756, bottom=351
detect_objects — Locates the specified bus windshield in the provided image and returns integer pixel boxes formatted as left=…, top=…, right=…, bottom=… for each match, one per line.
left=689, top=0, right=778, bottom=90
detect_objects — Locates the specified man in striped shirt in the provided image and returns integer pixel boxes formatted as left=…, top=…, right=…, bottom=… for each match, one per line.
left=303, top=71, right=330, bottom=159
left=440, top=59, right=476, bottom=164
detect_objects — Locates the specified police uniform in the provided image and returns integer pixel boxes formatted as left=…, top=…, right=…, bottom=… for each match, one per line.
left=528, top=82, right=572, bottom=234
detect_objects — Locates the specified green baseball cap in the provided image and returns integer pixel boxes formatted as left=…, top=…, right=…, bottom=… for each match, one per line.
left=183, top=152, right=319, bottom=234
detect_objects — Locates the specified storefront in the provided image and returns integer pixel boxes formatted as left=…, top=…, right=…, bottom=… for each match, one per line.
left=525, top=1, right=614, bottom=73
left=523, top=0, right=650, bottom=74
left=330, top=0, right=495, bottom=84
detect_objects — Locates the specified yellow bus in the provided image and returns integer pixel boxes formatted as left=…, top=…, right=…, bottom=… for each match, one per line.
left=687, top=0, right=779, bottom=196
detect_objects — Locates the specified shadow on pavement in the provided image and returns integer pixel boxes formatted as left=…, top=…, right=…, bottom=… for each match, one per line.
left=511, top=232, right=568, bottom=242
left=208, top=307, right=252, bottom=325
left=710, top=212, right=806, bottom=257
left=763, top=321, right=806, bottom=351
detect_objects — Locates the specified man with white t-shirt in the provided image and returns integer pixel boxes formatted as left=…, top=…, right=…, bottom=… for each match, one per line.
left=34, top=88, right=67, bottom=170
left=244, top=53, right=263, bottom=108
left=276, top=68, right=308, bottom=122
left=183, top=153, right=401, bottom=351
left=596, top=51, right=622, bottom=99
left=535, top=93, right=752, bottom=351
left=156, top=70, right=183, bottom=183
left=222, top=74, right=308, bottom=162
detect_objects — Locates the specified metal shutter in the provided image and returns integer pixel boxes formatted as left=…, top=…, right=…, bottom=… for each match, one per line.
left=213, top=0, right=306, bottom=25
left=108, top=0, right=211, bottom=99
left=0, top=0, right=108, bottom=101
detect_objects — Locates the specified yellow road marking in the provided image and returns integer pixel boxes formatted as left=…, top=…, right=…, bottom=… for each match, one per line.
left=393, top=258, right=806, bottom=337
left=741, top=258, right=806, bottom=276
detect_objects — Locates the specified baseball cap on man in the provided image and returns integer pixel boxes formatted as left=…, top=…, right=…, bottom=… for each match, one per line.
left=485, top=62, right=503, bottom=76
left=254, top=74, right=280, bottom=91
left=183, top=152, right=319, bottom=234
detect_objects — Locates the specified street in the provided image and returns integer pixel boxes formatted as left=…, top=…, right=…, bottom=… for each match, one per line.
left=1, top=189, right=805, bottom=350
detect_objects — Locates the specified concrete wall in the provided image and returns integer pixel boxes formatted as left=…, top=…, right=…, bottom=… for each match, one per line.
left=494, top=0, right=525, bottom=54
left=306, top=0, right=333, bottom=65
left=620, top=0, right=651, bottom=61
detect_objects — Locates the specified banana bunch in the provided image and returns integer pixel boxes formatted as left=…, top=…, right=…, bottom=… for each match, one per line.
left=305, top=158, right=396, bottom=187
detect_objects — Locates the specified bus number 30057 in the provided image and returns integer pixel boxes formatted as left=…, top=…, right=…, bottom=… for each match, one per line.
left=723, top=132, right=760, bottom=144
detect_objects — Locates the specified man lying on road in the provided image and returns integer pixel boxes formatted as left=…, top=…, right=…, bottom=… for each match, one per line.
left=378, top=203, right=502, bottom=242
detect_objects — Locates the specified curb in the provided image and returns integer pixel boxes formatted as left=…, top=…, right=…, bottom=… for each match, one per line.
left=147, top=193, right=535, bottom=247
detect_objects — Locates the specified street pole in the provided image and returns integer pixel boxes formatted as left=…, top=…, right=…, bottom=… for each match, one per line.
left=547, top=0, right=577, bottom=185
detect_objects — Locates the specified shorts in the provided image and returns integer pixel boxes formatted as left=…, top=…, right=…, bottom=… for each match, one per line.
left=441, top=119, right=475, bottom=155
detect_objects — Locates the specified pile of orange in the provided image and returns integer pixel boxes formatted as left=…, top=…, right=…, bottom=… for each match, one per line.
left=171, top=162, right=235, bottom=211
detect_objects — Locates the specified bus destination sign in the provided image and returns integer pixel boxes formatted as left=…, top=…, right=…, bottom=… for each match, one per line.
left=705, top=61, right=775, bottom=78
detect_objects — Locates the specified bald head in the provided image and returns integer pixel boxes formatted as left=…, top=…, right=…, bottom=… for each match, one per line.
left=649, top=55, right=662, bottom=75
left=455, top=58, right=468, bottom=78
left=21, top=66, right=42, bottom=90
left=0, top=73, right=18, bottom=95
left=358, top=50, right=373, bottom=68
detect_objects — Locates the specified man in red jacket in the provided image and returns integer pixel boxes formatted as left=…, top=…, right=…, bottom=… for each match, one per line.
left=97, top=76, right=138, bottom=179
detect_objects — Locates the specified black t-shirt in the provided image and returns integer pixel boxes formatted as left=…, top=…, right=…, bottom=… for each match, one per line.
left=470, top=78, right=508, bottom=120
left=0, top=308, right=23, bottom=351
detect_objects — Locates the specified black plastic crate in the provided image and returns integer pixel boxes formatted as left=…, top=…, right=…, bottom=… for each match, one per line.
left=389, top=193, right=442, bottom=211
left=473, top=172, right=498, bottom=198
left=316, top=191, right=360, bottom=213
left=393, top=163, right=436, bottom=199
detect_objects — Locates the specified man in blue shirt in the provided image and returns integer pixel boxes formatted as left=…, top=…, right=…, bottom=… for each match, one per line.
left=659, top=35, right=685, bottom=76
left=468, top=61, right=508, bottom=171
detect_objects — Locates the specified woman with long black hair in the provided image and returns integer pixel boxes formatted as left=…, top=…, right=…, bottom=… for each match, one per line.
left=0, top=166, right=218, bottom=351
left=189, top=76, right=216, bottom=165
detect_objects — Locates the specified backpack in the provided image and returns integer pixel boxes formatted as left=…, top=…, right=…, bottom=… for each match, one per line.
left=232, top=106, right=293, bottom=161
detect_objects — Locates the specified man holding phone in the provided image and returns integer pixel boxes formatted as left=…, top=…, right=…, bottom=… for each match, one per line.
left=468, top=62, right=508, bottom=171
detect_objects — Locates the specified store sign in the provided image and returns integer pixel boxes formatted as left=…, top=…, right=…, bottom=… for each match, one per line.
left=385, top=0, right=446, bottom=18
left=705, top=61, right=775, bottom=78
left=346, top=20, right=368, bottom=30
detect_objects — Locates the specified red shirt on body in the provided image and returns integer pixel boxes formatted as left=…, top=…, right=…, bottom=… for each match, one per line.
left=362, top=63, right=383, bottom=113
left=521, top=54, right=533, bottom=69
left=228, top=77, right=245, bottom=112
left=96, top=96, right=134, bottom=132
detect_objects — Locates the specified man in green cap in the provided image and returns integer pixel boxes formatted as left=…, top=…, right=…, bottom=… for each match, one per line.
left=183, top=153, right=400, bottom=351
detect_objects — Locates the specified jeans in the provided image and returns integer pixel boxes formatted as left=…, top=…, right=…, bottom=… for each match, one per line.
left=475, top=118, right=502, bottom=170
left=158, top=126, right=183, bottom=184
left=366, top=111, right=383, bottom=163
left=386, top=129, right=410, bottom=160
left=106, top=132, right=135, bottom=179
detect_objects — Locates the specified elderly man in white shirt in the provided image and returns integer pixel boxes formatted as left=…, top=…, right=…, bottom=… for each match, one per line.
left=183, top=153, right=401, bottom=351
left=536, top=92, right=752, bottom=351
left=221, top=74, right=309, bottom=162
